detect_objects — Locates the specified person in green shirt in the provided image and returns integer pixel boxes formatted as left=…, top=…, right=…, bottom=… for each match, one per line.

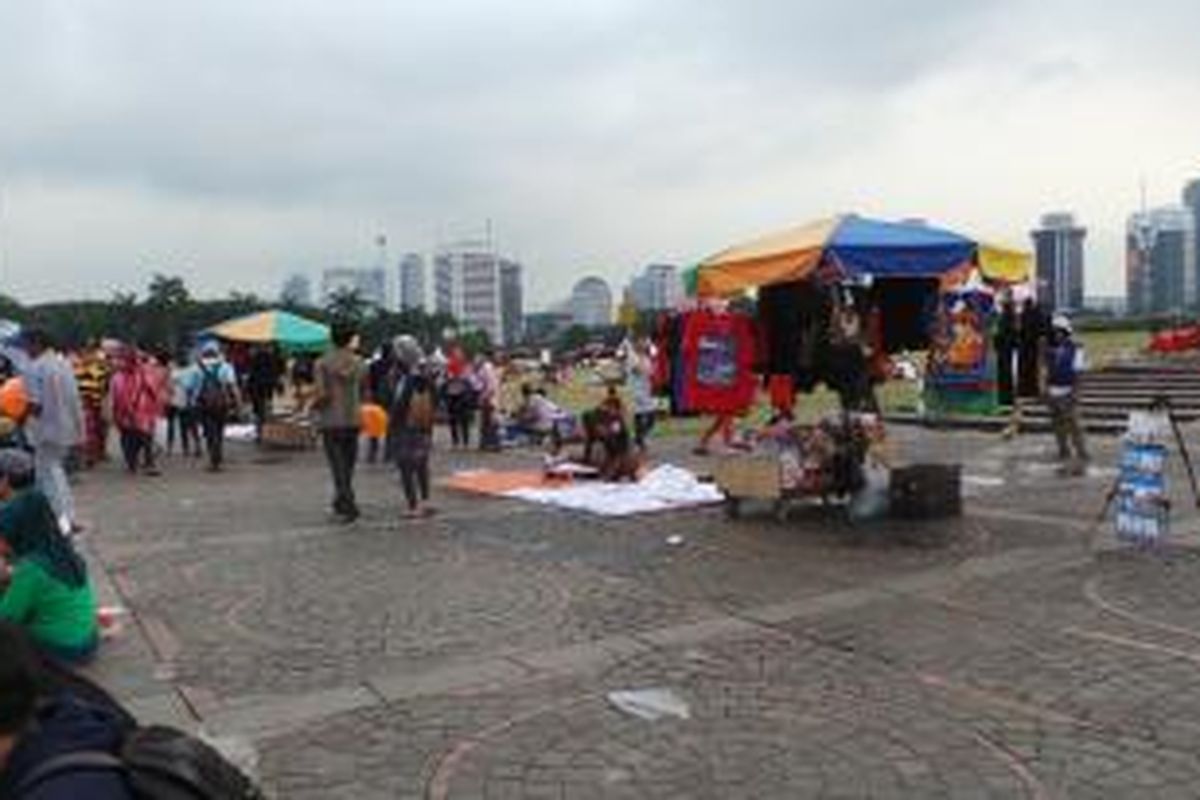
left=0, top=449, right=98, bottom=664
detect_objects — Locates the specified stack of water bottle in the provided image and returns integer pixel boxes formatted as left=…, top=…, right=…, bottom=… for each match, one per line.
left=1116, top=411, right=1170, bottom=545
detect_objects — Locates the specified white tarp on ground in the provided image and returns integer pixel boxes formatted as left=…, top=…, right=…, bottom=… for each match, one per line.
left=505, top=465, right=724, bottom=517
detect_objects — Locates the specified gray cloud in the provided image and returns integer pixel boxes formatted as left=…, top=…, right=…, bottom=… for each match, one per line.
left=1, top=1, right=1199, bottom=304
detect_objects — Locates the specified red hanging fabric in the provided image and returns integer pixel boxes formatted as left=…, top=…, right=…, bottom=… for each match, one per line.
left=680, top=309, right=757, bottom=414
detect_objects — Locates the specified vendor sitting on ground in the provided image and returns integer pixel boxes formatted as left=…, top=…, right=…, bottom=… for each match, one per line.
left=577, top=387, right=640, bottom=481
left=511, top=384, right=567, bottom=445
left=0, top=449, right=99, bottom=665
left=580, top=387, right=621, bottom=465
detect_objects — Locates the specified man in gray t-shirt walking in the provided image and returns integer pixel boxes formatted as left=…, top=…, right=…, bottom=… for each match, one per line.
left=312, top=321, right=366, bottom=522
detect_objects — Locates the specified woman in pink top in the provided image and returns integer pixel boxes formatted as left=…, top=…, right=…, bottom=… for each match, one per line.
left=109, top=348, right=164, bottom=475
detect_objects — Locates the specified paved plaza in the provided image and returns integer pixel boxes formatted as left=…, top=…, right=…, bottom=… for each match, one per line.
left=74, top=426, right=1200, bottom=798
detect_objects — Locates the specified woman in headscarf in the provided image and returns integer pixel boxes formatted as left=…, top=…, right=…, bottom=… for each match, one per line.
left=388, top=336, right=437, bottom=519
left=109, top=347, right=163, bottom=475
left=0, top=449, right=99, bottom=664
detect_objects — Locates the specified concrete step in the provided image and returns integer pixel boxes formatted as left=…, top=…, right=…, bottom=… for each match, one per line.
left=1022, top=406, right=1200, bottom=422
left=1075, top=396, right=1200, bottom=409
left=886, top=412, right=1126, bottom=435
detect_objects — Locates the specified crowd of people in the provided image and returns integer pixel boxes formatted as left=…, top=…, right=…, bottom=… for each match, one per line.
left=0, top=306, right=1097, bottom=795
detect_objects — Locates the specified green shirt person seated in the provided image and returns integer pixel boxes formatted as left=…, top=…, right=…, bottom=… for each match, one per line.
left=0, top=449, right=99, bottom=664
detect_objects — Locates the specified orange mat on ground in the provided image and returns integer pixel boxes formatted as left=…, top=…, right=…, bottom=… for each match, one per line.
left=441, top=470, right=564, bottom=496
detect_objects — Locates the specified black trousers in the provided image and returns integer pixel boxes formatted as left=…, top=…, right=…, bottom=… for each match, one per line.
left=634, top=412, right=656, bottom=450
left=199, top=409, right=227, bottom=470
left=322, top=428, right=359, bottom=514
left=167, top=407, right=201, bottom=455
left=118, top=428, right=151, bottom=473
left=399, top=457, right=430, bottom=510
left=446, top=396, right=473, bottom=447
left=250, top=391, right=270, bottom=440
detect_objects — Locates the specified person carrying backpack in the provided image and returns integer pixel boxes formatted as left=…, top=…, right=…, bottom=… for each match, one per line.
left=189, top=343, right=240, bottom=473
left=0, top=623, right=132, bottom=799
left=0, top=622, right=264, bottom=800
left=388, top=336, right=436, bottom=520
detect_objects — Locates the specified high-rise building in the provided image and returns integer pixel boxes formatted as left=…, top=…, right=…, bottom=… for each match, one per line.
left=629, top=263, right=681, bottom=311
left=280, top=273, right=312, bottom=307
left=434, top=242, right=525, bottom=345
left=500, top=259, right=524, bottom=345
left=321, top=267, right=388, bottom=308
left=1184, top=179, right=1200, bottom=266
left=398, top=253, right=425, bottom=312
left=1030, top=213, right=1086, bottom=312
left=1126, top=207, right=1196, bottom=316
left=570, top=276, right=613, bottom=328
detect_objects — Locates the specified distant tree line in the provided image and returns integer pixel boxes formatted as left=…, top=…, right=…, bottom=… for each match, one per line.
left=0, top=274, right=465, bottom=356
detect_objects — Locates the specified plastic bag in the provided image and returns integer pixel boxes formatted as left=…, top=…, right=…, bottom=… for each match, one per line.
left=849, top=462, right=890, bottom=522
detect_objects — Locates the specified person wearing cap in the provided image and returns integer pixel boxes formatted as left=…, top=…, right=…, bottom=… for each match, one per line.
left=388, top=336, right=437, bottom=519
left=1046, top=313, right=1089, bottom=474
left=187, top=341, right=240, bottom=472
left=0, top=449, right=99, bottom=665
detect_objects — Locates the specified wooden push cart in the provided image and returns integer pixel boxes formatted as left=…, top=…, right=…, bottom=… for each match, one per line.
left=712, top=416, right=872, bottom=522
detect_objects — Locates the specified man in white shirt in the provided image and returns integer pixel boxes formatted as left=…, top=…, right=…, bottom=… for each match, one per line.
left=17, top=329, right=84, bottom=531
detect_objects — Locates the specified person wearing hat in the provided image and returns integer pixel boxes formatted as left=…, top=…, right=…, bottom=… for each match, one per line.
left=188, top=341, right=241, bottom=473
left=1046, top=313, right=1089, bottom=474
left=388, top=336, right=437, bottom=519
left=0, top=449, right=100, bottom=665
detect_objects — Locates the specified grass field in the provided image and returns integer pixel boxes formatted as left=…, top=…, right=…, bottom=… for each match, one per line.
left=513, top=327, right=1149, bottom=441
left=1077, top=328, right=1148, bottom=367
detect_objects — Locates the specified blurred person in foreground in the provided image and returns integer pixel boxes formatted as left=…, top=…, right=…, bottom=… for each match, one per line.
left=0, top=449, right=99, bottom=666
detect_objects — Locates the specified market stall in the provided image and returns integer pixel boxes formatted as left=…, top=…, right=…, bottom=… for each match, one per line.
left=686, top=213, right=1029, bottom=520
left=204, top=310, right=330, bottom=448
left=690, top=214, right=1029, bottom=410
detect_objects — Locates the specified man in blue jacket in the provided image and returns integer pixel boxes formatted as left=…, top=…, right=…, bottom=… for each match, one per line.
left=0, top=623, right=133, bottom=799
left=1046, top=313, right=1089, bottom=475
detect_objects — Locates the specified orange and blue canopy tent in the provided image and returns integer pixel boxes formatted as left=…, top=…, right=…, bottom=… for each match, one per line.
left=686, top=214, right=1030, bottom=298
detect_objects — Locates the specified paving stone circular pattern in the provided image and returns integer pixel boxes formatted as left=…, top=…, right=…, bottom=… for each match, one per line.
left=1088, top=548, right=1200, bottom=636
left=422, top=633, right=1200, bottom=799
left=154, top=530, right=576, bottom=696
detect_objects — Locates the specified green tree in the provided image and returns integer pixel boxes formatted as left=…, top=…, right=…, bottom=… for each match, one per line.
left=143, top=274, right=193, bottom=352
left=557, top=324, right=592, bottom=354
left=459, top=328, right=492, bottom=358
left=146, top=274, right=191, bottom=309
left=325, top=288, right=368, bottom=325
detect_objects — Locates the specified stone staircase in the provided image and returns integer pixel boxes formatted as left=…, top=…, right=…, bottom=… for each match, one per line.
left=889, top=358, right=1200, bottom=435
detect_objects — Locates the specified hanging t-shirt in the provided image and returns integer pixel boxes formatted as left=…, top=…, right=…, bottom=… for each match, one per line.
left=679, top=310, right=757, bottom=415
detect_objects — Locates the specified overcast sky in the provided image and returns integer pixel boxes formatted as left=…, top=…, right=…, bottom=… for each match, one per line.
left=1, top=0, right=1198, bottom=308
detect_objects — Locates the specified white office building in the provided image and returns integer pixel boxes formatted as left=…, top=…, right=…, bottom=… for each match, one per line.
left=629, top=263, right=682, bottom=311
left=434, top=242, right=525, bottom=345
